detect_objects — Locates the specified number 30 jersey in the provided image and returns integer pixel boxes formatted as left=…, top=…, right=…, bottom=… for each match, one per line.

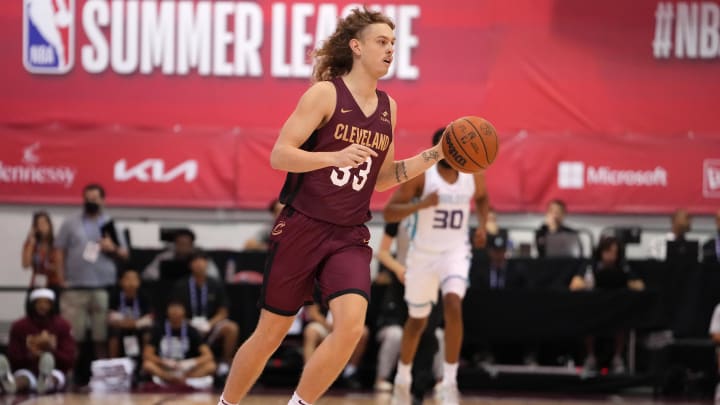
left=279, top=77, right=393, bottom=226
left=411, top=165, right=476, bottom=253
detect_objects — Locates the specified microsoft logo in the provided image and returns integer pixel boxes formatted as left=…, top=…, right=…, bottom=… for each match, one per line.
left=557, top=161, right=585, bottom=189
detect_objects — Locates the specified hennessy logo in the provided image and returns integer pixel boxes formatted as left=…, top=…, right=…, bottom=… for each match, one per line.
left=271, top=221, right=286, bottom=236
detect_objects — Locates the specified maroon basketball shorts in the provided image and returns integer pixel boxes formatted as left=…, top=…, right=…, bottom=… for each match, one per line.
left=259, top=207, right=372, bottom=316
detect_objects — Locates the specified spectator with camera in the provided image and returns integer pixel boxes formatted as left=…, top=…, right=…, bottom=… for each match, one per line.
left=143, top=229, right=220, bottom=281
left=22, top=211, right=61, bottom=290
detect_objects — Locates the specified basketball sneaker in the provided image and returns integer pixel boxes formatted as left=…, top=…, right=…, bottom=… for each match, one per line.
left=36, top=352, right=55, bottom=394
left=0, top=354, right=16, bottom=394
left=438, top=383, right=460, bottom=405
left=391, top=382, right=412, bottom=405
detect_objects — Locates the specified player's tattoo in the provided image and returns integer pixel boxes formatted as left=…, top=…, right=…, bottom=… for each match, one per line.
left=395, top=161, right=409, bottom=183
left=422, top=150, right=440, bottom=162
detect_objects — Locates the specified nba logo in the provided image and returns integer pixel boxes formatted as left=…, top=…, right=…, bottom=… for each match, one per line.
left=23, top=0, right=74, bottom=74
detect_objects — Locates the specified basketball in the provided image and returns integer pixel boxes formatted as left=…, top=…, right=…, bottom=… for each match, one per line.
left=441, top=116, right=499, bottom=173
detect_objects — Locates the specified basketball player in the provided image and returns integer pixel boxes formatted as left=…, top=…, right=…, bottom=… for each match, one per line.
left=217, top=8, right=445, bottom=405
left=385, top=129, right=489, bottom=405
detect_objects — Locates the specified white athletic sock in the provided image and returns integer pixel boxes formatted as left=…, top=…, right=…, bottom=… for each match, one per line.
left=288, top=391, right=312, bottom=405
left=395, top=361, right=412, bottom=385
left=218, top=394, right=238, bottom=405
left=443, top=362, right=458, bottom=386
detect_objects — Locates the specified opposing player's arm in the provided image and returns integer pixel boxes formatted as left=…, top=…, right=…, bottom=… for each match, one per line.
left=383, top=175, right=425, bottom=223
left=375, top=232, right=406, bottom=282
left=473, top=172, right=490, bottom=248
left=270, top=82, right=377, bottom=173
left=375, top=97, right=444, bottom=191
left=473, top=172, right=489, bottom=230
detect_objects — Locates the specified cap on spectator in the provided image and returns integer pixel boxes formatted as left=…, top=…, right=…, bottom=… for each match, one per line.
left=29, top=288, right=55, bottom=302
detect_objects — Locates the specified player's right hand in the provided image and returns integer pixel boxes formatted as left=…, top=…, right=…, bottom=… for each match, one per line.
left=332, top=144, right=378, bottom=168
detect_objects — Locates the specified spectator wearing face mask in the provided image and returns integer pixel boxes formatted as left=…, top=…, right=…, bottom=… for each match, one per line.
left=54, top=183, right=128, bottom=363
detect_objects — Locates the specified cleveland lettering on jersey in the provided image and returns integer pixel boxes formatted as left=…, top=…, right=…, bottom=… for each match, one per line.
left=333, top=124, right=390, bottom=152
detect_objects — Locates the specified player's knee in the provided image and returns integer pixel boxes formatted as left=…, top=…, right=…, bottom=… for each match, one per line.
left=407, top=302, right=432, bottom=320
left=443, top=293, right=463, bottom=314
left=405, top=316, right=429, bottom=335
left=223, top=321, right=239, bottom=336
left=338, top=322, right=366, bottom=343
left=304, top=326, right=318, bottom=340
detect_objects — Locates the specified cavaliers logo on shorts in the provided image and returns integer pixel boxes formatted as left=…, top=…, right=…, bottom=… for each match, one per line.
left=271, top=221, right=286, bottom=236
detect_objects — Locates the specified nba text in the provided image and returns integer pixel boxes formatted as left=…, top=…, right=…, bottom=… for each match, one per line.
left=79, top=1, right=420, bottom=78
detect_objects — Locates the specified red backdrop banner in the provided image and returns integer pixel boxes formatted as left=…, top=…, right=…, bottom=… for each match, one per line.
left=1, top=0, right=719, bottom=212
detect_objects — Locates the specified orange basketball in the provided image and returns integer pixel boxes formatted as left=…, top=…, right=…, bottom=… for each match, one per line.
left=441, top=116, right=499, bottom=173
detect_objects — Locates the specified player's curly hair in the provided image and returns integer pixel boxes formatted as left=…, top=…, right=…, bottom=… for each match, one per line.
left=312, top=7, right=395, bottom=82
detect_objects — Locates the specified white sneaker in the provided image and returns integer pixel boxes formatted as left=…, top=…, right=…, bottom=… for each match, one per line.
left=374, top=380, right=393, bottom=392
left=152, top=375, right=169, bottom=387
left=36, top=352, right=55, bottom=395
left=440, top=383, right=460, bottom=405
left=0, top=354, right=16, bottom=394
left=185, top=375, right=213, bottom=390
left=433, top=381, right=443, bottom=402
left=391, top=382, right=412, bottom=405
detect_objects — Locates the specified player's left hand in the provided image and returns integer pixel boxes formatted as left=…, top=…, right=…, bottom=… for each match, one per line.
left=473, top=228, right=487, bottom=249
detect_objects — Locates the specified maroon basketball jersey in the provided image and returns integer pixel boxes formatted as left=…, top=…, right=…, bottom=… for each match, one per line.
left=280, top=77, right=393, bottom=226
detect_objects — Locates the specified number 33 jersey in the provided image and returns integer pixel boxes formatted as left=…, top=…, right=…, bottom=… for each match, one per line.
left=280, top=77, right=393, bottom=226
left=412, top=165, right=476, bottom=253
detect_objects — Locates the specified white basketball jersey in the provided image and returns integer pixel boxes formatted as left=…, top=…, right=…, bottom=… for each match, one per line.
left=411, top=164, right=475, bottom=253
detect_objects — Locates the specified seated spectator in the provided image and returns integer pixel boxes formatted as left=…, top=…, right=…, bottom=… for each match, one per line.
left=649, top=208, right=692, bottom=260
left=22, top=211, right=61, bottom=290
left=171, top=250, right=238, bottom=380
left=303, top=302, right=368, bottom=389
left=484, top=233, right=527, bottom=290
left=569, top=236, right=645, bottom=376
left=0, top=288, right=75, bottom=395
left=143, top=229, right=220, bottom=280
left=535, top=199, right=577, bottom=258
left=142, top=300, right=216, bottom=389
left=108, top=269, right=154, bottom=359
left=243, top=199, right=285, bottom=251
left=702, top=208, right=720, bottom=263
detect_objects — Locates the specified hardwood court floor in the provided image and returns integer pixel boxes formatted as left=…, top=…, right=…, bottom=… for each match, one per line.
left=5, top=392, right=712, bottom=405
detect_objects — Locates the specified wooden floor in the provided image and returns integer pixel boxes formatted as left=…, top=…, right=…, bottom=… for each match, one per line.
left=2, top=392, right=711, bottom=405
